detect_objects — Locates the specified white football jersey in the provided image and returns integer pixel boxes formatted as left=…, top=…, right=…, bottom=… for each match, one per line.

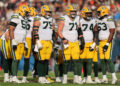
left=97, top=16, right=115, bottom=40
left=61, top=15, right=80, bottom=42
left=10, top=14, right=28, bottom=43
left=80, top=18, right=96, bottom=43
left=35, top=16, right=55, bottom=40
left=26, top=17, right=34, bottom=38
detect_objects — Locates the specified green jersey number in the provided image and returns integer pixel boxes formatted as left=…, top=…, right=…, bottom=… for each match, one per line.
left=43, top=21, right=52, bottom=29
left=69, top=22, right=77, bottom=31
left=98, top=23, right=107, bottom=31
left=82, top=24, right=94, bottom=31
left=21, top=20, right=30, bottom=30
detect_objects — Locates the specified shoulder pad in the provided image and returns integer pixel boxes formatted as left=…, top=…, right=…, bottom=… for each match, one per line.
left=34, top=16, right=41, bottom=21
left=107, top=16, right=114, bottom=21
left=11, top=15, right=19, bottom=19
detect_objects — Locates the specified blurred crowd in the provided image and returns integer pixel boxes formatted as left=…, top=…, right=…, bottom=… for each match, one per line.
left=0, top=0, right=120, bottom=71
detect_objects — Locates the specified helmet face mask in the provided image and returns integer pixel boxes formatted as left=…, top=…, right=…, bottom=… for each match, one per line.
left=45, top=11, right=52, bottom=19
left=70, top=11, right=77, bottom=19
left=85, top=12, right=92, bottom=20
left=25, top=11, right=30, bottom=17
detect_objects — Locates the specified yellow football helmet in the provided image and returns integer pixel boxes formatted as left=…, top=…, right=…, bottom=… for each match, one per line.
left=19, top=5, right=29, bottom=17
left=97, top=6, right=109, bottom=17
left=30, top=7, right=37, bottom=17
left=81, top=7, right=92, bottom=19
left=65, top=5, right=77, bottom=16
left=41, top=5, right=52, bottom=16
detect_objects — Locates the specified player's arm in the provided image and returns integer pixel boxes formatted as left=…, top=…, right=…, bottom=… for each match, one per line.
left=103, top=17, right=115, bottom=52
left=33, top=20, right=42, bottom=49
left=5, top=30, right=9, bottom=42
left=89, top=24, right=98, bottom=51
left=9, top=16, right=18, bottom=50
left=9, top=22, right=16, bottom=40
left=93, top=24, right=98, bottom=42
left=78, top=23, right=85, bottom=50
left=107, top=29, right=115, bottom=43
left=57, top=18, right=68, bottom=44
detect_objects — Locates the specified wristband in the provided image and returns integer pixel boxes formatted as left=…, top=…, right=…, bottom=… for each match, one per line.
left=62, top=37, right=66, bottom=41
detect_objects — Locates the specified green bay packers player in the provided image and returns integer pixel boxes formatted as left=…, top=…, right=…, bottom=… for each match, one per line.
left=33, top=5, right=55, bottom=84
left=1, top=29, right=13, bottom=82
left=22, top=7, right=37, bottom=83
left=79, top=7, right=98, bottom=84
left=57, top=5, right=84, bottom=84
left=9, top=5, right=30, bottom=83
left=97, top=6, right=117, bottom=84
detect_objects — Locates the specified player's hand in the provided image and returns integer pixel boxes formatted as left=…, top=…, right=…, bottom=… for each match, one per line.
left=89, top=42, right=96, bottom=51
left=12, top=39, right=18, bottom=50
left=103, top=43, right=109, bottom=52
left=36, top=40, right=43, bottom=50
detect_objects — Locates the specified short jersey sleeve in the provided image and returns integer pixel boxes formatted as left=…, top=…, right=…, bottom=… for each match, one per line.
left=10, top=14, right=20, bottom=24
left=106, top=16, right=115, bottom=29
left=59, top=16, right=65, bottom=21
left=34, top=15, right=41, bottom=21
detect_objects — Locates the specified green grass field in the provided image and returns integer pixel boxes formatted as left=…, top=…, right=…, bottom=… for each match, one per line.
left=0, top=70, right=120, bottom=86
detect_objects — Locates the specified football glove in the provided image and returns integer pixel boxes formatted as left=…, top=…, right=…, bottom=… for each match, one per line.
left=103, top=43, right=109, bottom=52
left=36, top=40, right=42, bottom=50
left=34, top=44, right=38, bottom=52
left=63, top=44, right=69, bottom=49
left=89, top=42, right=96, bottom=51
left=12, top=39, right=18, bottom=50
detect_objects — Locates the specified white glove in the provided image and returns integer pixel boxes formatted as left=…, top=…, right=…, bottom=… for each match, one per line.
left=64, top=44, right=69, bottom=49
left=12, top=39, right=18, bottom=46
left=12, top=39, right=18, bottom=50
left=24, top=41, right=28, bottom=49
left=54, top=44, right=59, bottom=49
left=36, top=40, right=43, bottom=50
left=34, top=44, right=38, bottom=52
left=89, top=42, right=96, bottom=51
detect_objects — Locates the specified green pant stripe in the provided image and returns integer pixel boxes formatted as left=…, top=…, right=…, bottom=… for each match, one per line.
left=10, top=40, right=16, bottom=60
left=61, top=43, right=65, bottom=61
left=2, top=40, right=7, bottom=59
left=38, top=51, right=41, bottom=60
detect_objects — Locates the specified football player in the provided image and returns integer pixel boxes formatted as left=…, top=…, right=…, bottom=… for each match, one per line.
left=21, top=7, right=37, bottom=83
left=1, top=29, right=13, bottom=82
left=79, top=7, right=98, bottom=84
left=9, top=5, right=30, bottom=83
left=97, top=6, right=117, bottom=84
left=57, top=5, right=84, bottom=84
left=33, top=5, right=55, bottom=84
